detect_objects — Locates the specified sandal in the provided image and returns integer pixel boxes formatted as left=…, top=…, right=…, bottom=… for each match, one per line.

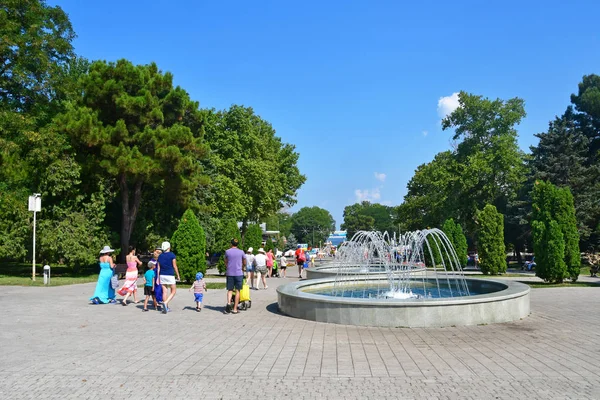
left=231, top=310, right=239, bottom=314
left=142, top=309, right=148, bottom=312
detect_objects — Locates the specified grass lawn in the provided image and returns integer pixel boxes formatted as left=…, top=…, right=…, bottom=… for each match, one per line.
left=206, top=282, right=227, bottom=289
left=0, top=275, right=98, bottom=286
left=520, top=281, right=600, bottom=288
left=0, top=263, right=230, bottom=288
left=0, top=262, right=98, bottom=286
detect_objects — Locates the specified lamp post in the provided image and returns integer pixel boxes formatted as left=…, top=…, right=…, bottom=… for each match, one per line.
left=28, top=193, right=41, bottom=281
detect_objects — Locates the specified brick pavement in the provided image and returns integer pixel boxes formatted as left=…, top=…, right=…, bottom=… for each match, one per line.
left=0, top=275, right=599, bottom=399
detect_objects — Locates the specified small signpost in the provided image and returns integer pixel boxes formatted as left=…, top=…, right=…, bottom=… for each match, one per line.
left=28, top=194, right=41, bottom=281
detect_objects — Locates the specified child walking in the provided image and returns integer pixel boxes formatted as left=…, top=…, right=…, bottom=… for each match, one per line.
left=142, top=261, right=157, bottom=312
left=189, top=272, right=207, bottom=312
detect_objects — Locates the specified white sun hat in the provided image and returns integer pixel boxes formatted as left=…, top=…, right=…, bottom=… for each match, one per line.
left=161, top=241, right=171, bottom=251
left=99, top=245, right=114, bottom=254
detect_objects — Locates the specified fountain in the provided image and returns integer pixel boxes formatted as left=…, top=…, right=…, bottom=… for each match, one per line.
left=277, top=230, right=530, bottom=327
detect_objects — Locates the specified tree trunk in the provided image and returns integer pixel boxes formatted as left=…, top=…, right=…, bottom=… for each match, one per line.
left=119, top=175, right=143, bottom=262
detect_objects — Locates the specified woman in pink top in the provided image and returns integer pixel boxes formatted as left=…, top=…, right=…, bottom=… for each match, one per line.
left=266, top=249, right=274, bottom=277
left=118, top=246, right=142, bottom=305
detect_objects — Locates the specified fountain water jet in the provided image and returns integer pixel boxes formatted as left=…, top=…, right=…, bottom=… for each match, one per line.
left=277, top=230, right=530, bottom=327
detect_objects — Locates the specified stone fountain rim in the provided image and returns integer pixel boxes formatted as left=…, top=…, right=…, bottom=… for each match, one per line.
left=276, top=276, right=530, bottom=307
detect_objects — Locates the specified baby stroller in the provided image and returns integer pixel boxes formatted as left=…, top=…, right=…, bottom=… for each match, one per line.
left=271, top=260, right=280, bottom=278
left=227, top=278, right=252, bottom=312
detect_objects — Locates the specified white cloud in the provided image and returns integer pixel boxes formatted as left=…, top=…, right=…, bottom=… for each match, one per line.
left=374, top=172, right=386, bottom=182
left=422, top=130, right=429, bottom=137
left=437, top=92, right=460, bottom=119
left=355, top=188, right=381, bottom=202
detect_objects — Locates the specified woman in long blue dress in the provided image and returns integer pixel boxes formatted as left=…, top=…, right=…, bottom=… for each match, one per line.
left=90, top=246, right=116, bottom=304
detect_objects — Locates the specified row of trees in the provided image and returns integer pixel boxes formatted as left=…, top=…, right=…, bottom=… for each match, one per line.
left=0, top=1, right=305, bottom=269
left=337, top=79, right=596, bottom=282
left=396, top=80, right=599, bottom=258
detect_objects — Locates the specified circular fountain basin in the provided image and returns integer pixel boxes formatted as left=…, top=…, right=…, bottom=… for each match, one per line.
left=306, top=263, right=427, bottom=280
left=277, top=276, right=530, bottom=328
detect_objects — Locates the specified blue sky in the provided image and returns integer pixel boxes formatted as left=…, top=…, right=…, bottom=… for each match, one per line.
left=51, top=0, right=600, bottom=228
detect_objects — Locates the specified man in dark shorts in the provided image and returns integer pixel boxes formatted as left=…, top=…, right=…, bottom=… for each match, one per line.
left=224, top=238, right=246, bottom=314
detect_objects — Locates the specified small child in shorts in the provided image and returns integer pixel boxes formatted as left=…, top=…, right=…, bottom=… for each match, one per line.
left=189, top=272, right=207, bottom=312
left=142, top=262, right=157, bottom=312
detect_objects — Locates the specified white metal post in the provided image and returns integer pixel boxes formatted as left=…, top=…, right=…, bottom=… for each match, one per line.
left=29, top=194, right=41, bottom=281
left=32, top=209, right=37, bottom=281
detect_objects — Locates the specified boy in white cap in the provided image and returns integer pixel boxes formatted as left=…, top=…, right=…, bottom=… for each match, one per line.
left=157, top=241, right=180, bottom=313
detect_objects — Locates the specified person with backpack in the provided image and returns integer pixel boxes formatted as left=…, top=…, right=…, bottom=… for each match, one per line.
left=295, top=245, right=306, bottom=279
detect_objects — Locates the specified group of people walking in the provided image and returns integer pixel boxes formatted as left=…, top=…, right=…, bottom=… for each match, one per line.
left=89, top=241, right=188, bottom=313
left=90, top=239, right=310, bottom=315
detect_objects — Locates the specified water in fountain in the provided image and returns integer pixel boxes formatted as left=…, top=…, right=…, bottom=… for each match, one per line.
left=325, top=229, right=471, bottom=300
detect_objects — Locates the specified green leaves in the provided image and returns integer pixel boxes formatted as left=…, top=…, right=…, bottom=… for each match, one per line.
left=341, top=202, right=395, bottom=239
left=476, top=205, right=506, bottom=275
left=202, top=105, right=305, bottom=222
left=442, top=218, right=468, bottom=267
left=532, top=181, right=580, bottom=282
left=290, top=207, right=335, bottom=247
left=171, top=209, right=206, bottom=281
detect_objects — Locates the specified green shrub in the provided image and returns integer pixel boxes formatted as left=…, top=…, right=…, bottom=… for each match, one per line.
left=531, top=181, right=578, bottom=282
left=442, top=218, right=468, bottom=267
left=213, top=219, right=241, bottom=274
left=476, top=205, right=506, bottom=275
left=171, top=209, right=206, bottom=282
left=244, top=223, right=262, bottom=254
left=532, top=219, right=566, bottom=282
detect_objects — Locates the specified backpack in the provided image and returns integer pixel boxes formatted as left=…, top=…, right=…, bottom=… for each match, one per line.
left=297, top=251, right=306, bottom=262
left=110, top=273, right=119, bottom=290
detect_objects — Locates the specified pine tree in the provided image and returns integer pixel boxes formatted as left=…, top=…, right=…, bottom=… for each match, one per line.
left=286, top=233, right=298, bottom=250
left=171, top=209, right=206, bottom=282
left=476, top=205, right=506, bottom=275
left=530, top=107, right=599, bottom=250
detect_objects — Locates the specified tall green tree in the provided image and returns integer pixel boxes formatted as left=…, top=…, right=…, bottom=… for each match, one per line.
left=443, top=92, right=527, bottom=237
left=201, top=106, right=305, bottom=235
left=171, top=209, right=206, bottom=281
left=0, top=0, right=79, bottom=261
left=532, top=181, right=580, bottom=282
left=244, top=223, right=263, bottom=254
left=290, top=206, right=335, bottom=247
left=341, top=201, right=395, bottom=238
left=476, top=205, right=506, bottom=275
left=55, top=59, right=208, bottom=259
left=397, top=151, right=458, bottom=231
left=530, top=107, right=599, bottom=250
left=0, top=0, right=75, bottom=117
left=442, top=218, right=468, bottom=267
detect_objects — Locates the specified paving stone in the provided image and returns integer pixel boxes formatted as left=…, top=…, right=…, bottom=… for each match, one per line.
left=0, top=279, right=599, bottom=398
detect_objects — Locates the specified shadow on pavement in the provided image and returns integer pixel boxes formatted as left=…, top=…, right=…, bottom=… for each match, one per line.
left=266, top=302, right=283, bottom=315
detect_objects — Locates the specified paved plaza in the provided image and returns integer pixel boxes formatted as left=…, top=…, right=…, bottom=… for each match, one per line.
left=1, top=275, right=599, bottom=399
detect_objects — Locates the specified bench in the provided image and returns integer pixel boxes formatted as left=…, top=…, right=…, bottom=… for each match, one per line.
left=114, top=263, right=131, bottom=279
